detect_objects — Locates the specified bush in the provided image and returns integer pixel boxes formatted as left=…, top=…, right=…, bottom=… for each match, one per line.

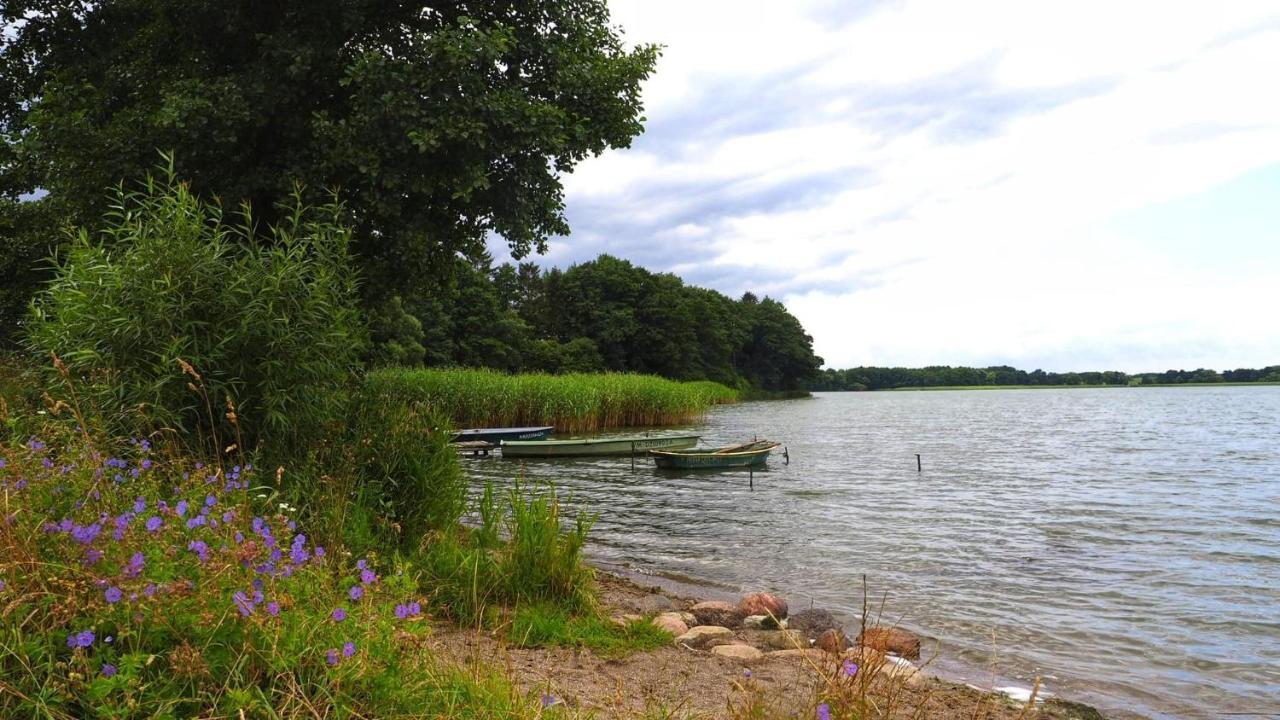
left=345, top=387, right=467, bottom=549
left=26, top=160, right=365, bottom=459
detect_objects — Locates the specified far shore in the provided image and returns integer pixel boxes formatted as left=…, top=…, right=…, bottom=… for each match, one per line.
left=811, top=381, right=1280, bottom=392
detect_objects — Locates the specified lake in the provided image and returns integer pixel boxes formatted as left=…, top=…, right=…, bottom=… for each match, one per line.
left=460, top=387, right=1280, bottom=719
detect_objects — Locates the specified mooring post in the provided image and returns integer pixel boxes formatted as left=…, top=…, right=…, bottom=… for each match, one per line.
left=749, top=467, right=754, bottom=490
left=631, top=441, right=636, bottom=472
left=784, top=446, right=790, bottom=465
left=916, top=453, right=922, bottom=472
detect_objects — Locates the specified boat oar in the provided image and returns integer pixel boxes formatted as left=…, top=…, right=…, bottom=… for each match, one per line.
left=714, top=440, right=766, bottom=454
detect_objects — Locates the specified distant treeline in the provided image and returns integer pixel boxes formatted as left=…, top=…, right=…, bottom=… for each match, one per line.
left=374, top=254, right=823, bottom=391
left=808, top=364, right=1280, bottom=391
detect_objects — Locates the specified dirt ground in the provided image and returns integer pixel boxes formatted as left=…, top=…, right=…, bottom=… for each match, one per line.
left=426, top=573, right=1109, bottom=720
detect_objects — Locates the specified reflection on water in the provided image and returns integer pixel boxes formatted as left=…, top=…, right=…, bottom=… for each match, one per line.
left=461, top=387, right=1280, bottom=720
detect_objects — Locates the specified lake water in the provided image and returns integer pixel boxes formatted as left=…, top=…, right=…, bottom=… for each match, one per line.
left=460, top=387, right=1280, bottom=719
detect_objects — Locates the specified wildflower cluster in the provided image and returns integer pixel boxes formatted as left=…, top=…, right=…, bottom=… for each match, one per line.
left=0, top=434, right=430, bottom=716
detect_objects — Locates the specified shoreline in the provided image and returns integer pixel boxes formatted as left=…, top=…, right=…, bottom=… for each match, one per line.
left=429, top=565, right=1117, bottom=719
left=590, top=561, right=1129, bottom=719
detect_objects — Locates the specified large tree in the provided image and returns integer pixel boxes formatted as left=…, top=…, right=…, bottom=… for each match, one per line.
left=0, top=0, right=659, bottom=338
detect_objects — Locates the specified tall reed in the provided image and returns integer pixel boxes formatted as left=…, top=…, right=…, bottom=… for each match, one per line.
left=365, top=368, right=737, bottom=433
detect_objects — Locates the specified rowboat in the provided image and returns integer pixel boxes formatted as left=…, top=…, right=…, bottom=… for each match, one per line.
left=650, top=440, right=780, bottom=469
left=451, top=426, right=554, bottom=443
left=500, top=435, right=700, bottom=458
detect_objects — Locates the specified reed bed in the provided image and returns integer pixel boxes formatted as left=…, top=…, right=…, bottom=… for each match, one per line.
left=365, top=368, right=738, bottom=433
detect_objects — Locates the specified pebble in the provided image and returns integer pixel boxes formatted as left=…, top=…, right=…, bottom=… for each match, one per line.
left=712, top=644, right=764, bottom=662
left=651, top=612, right=688, bottom=636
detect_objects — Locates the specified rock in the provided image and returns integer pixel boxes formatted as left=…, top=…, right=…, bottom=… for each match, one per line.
left=858, top=626, right=921, bottom=660
left=638, top=593, right=676, bottom=614
left=610, top=613, right=643, bottom=627
left=677, top=611, right=697, bottom=626
left=788, top=608, right=841, bottom=636
left=880, top=655, right=925, bottom=687
left=674, top=625, right=734, bottom=648
left=742, top=614, right=782, bottom=630
left=738, top=592, right=788, bottom=619
left=712, top=644, right=764, bottom=662
left=690, top=601, right=745, bottom=628
left=815, top=629, right=848, bottom=654
left=1044, top=699, right=1106, bottom=720
left=651, top=612, right=689, bottom=636
left=766, top=648, right=829, bottom=661
left=762, top=629, right=809, bottom=651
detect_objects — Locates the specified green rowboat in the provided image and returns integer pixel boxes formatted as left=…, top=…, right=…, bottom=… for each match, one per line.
left=500, top=435, right=700, bottom=458
left=650, top=440, right=780, bottom=469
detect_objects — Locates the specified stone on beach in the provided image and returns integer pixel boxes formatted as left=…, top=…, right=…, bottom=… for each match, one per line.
left=787, top=608, right=840, bottom=636
left=742, top=614, right=783, bottom=630
left=738, top=592, right=788, bottom=619
left=858, top=626, right=921, bottom=659
left=815, top=629, right=848, bottom=654
left=762, top=629, right=809, bottom=650
left=639, top=593, right=676, bottom=614
left=674, top=625, right=734, bottom=648
left=651, top=612, right=689, bottom=636
left=711, top=643, right=764, bottom=662
left=690, top=601, right=745, bottom=628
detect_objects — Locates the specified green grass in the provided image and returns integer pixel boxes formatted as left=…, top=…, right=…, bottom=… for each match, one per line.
left=366, top=367, right=737, bottom=433
left=508, top=603, right=673, bottom=659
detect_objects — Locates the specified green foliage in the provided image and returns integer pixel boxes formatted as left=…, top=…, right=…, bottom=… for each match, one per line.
left=25, top=164, right=365, bottom=457
left=0, top=430, right=560, bottom=719
left=810, top=364, right=1280, bottom=391
left=366, top=367, right=737, bottom=434
left=1, top=0, right=659, bottom=305
left=418, top=482, right=597, bottom=625
left=368, top=295, right=427, bottom=366
left=509, top=604, right=672, bottom=659
left=345, top=386, right=466, bottom=548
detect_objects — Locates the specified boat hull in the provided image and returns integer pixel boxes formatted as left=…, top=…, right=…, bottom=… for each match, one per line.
left=500, top=435, right=700, bottom=457
left=452, top=426, right=554, bottom=443
left=650, top=442, right=778, bottom=469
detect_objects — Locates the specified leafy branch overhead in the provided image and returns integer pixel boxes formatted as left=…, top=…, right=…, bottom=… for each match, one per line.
left=0, top=0, right=660, bottom=296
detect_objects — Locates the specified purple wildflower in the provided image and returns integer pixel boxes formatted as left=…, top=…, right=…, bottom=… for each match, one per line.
left=205, top=494, right=215, bottom=507
left=356, top=559, right=367, bottom=571
left=409, top=601, right=421, bottom=616
left=175, top=500, right=188, bottom=518
left=332, top=607, right=347, bottom=622
left=67, top=630, right=95, bottom=648
left=266, top=601, right=280, bottom=617
left=145, top=516, right=162, bottom=532
left=125, top=552, right=144, bottom=577
left=188, top=540, right=209, bottom=562
left=314, top=546, right=325, bottom=558
left=542, top=695, right=558, bottom=708
left=233, top=591, right=254, bottom=616
left=360, top=569, right=376, bottom=585
left=817, top=703, right=831, bottom=720
left=141, top=458, right=152, bottom=470
left=326, top=648, right=339, bottom=666
left=843, top=659, right=858, bottom=678
left=342, top=641, right=356, bottom=658
left=349, top=585, right=363, bottom=601
left=133, top=497, right=146, bottom=514
left=101, top=663, right=117, bottom=678
left=104, top=586, right=123, bottom=604
left=394, top=604, right=409, bottom=620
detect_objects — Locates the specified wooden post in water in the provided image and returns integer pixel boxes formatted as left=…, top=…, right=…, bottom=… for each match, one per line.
left=631, top=441, right=636, bottom=472
left=916, top=453, right=922, bottom=472
left=749, top=466, right=754, bottom=490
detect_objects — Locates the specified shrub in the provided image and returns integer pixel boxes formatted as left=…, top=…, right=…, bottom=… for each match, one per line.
left=26, top=159, right=365, bottom=459
left=345, top=387, right=466, bottom=548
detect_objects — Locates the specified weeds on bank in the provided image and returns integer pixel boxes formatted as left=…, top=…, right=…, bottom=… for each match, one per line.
left=0, top=428, right=589, bottom=718
left=509, top=603, right=672, bottom=659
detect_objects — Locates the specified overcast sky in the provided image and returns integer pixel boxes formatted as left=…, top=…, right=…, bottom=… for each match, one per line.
left=496, top=0, right=1280, bottom=372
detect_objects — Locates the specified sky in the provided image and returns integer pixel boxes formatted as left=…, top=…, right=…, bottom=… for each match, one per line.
left=493, top=0, right=1280, bottom=372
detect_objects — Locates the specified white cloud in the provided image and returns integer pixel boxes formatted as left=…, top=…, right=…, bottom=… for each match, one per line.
left=549, top=0, right=1280, bottom=371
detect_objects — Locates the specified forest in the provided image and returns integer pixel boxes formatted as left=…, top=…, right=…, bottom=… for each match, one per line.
left=809, top=364, right=1280, bottom=391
